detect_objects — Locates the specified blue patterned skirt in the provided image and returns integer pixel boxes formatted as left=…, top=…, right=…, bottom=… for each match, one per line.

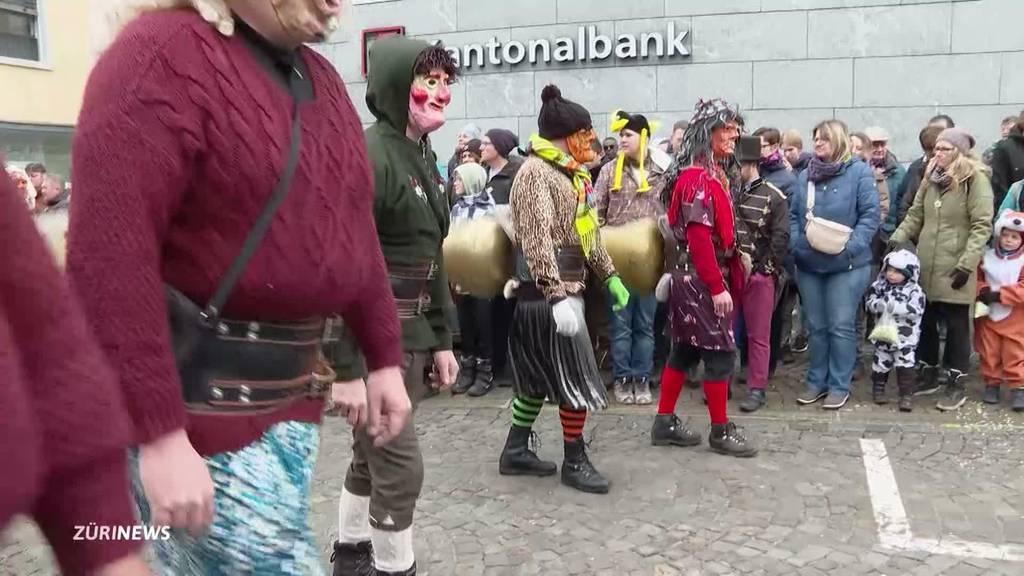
left=131, top=421, right=322, bottom=575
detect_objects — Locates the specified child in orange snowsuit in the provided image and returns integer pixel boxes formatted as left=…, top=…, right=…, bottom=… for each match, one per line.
left=975, top=210, right=1024, bottom=411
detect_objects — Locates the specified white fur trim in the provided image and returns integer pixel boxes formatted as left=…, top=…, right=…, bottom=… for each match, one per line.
left=337, top=488, right=371, bottom=544
left=371, top=527, right=415, bottom=572
left=982, top=250, right=1024, bottom=322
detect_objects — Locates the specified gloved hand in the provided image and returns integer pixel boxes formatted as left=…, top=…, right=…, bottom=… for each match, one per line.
left=949, top=267, right=971, bottom=290
left=655, top=273, right=672, bottom=303
left=551, top=299, right=580, bottom=337
left=502, top=278, right=519, bottom=300
left=978, top=287, right=1001, bottom=305
left=606, top=275, right=630, bottom=311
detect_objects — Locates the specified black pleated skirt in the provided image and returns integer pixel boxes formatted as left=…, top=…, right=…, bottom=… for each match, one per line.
left=508, top=285, right=607, bottom=411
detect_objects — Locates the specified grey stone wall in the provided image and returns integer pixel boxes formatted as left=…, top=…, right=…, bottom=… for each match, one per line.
left=318, top=0, right=1024, bottom=164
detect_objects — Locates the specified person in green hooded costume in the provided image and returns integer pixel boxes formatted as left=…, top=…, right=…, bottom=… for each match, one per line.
left=327, top=36, right=459, bottom=576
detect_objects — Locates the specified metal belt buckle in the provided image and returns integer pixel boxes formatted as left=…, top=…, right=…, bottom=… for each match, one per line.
left=415, top=293, right=432, bottom=315
left=308, top=365, right=336, bottom=398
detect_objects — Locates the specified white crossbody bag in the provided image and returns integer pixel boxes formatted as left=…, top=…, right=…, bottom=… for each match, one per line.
left=804, top=181, right=852, bottom=255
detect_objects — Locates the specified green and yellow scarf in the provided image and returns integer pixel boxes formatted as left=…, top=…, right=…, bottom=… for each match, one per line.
left=529, top=134, right=600, bottom=257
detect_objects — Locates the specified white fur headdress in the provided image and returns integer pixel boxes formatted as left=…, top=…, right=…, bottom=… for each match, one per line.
left=91, top=0, right=232, bottom=57
left=995, top=209, right=1024, bottom=239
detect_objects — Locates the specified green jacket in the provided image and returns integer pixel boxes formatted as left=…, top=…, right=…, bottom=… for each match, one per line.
left=331, top=36, right=452, bottom=379
left=890, top=169, right=994, bottom=305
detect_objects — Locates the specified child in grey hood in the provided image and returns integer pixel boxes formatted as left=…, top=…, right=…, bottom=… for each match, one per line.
left=866, top=249, right=926, bottom=411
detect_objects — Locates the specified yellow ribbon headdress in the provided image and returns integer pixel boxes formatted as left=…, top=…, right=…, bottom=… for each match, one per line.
left=609, top=110, right=660, bottom=193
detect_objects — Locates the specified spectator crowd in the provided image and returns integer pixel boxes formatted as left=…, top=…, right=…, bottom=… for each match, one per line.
left=440, top=110, right=1024, bottom=414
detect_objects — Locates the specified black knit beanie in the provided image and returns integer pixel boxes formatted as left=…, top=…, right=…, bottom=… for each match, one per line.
left=537, top=84, right=592, bottom=140
left=485, top=128, right=519, bottom=158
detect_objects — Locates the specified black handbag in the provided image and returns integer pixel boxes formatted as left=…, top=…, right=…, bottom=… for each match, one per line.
left=165, top=100, right=310, bottom=410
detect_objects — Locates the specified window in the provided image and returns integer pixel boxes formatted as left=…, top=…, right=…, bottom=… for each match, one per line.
left=0, top=0, right=41, bottom=62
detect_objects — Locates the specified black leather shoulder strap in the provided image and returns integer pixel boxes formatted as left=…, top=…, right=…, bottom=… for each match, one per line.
left=202, top=101, right=302, bottom=323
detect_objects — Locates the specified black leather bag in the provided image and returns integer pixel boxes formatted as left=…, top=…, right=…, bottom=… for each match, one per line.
left=166, top=103, right=305, bottom=410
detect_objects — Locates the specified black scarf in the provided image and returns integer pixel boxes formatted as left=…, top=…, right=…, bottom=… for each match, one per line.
left=807, top=156, right=845, bottom=183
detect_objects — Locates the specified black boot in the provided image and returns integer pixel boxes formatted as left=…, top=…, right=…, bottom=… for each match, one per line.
left=936, top=369, right=968, bottom=412
left=451, top=355, right=476, bottom=394
left=561, top=437, right=609, bottom=494
left=709, top=421, right=758, bottom=458
left=650, top=414, right=701, bottom=447
left=872, top=371, right=889, bottom=405
left=914, top=364, right=941, bottom=396
left=1013, top=388, right=1024, bottom=412
left=983, top=385, right=1001, bottom=405
left=739, top=388, right=766, bottom=413
left=375, top=562, right=417, bottom=576
left=331, top=540, right=374, bottom=576
left=499, top=426, right=557, bottom=476
left=896, top=367, right=916, bottom=412
left=467, top=358, right=495, bottom=397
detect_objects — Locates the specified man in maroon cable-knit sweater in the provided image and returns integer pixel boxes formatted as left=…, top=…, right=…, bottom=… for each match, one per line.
left=0, top=169, right=148, bottom=574
left=68, top=2, right=407, bottom=573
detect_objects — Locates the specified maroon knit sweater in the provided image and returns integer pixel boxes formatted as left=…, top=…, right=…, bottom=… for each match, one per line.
left=0, top=172, right=138, bottom=573
left=67, top=10, right=402, bottom=456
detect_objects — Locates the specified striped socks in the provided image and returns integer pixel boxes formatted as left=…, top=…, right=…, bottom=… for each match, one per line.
left=512, top=395, right=544, bottom=429
left=559, top=406, right=587, bottom=442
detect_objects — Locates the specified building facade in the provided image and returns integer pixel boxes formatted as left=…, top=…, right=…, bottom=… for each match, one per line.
left=0, top=0, right=92, bottom=177
left=319, top=0, right=1024, bottom=164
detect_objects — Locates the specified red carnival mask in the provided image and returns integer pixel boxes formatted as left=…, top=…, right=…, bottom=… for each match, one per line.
left=408, top=69, right=451, bottom=136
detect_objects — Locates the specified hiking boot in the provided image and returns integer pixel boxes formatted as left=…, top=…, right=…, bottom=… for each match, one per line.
left=330, top=540, right=374, bottom=576
left=561, top=437, right=609, bottom=494
left=452, top=355, right=476, bottom=395
left=1013, top=388, right=1024, bottom=412
left=983, top=385, right=1001, bottom=405
left=872, top=371, right=890, bottom=405
left=613, top=377, right=634, bottom=404
left=650, top=414, right=701, bottom=447
left=936, top=369, right=968, bottom=412
left=792, top=333, right=809, bottom=353
left=498, top=426, right=557, bottom=477
left=709, top=421, right=758, bottom=457
left=822, top=391, right=850, bottom=410
left=796, top=388, right=828, bottom=405
left=376, top=563, right=417, bottom=576
left=739, top=388, right=766, bottom=413
left=633, top=377, right=653, bottom=405
left=467, top=358, right=495, bottom=397
left=914, top=364, right=941, bottom=396
left=896, top=367, right=916, bottom=413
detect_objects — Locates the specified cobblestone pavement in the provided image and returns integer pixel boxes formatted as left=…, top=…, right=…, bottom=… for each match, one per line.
left=5, top=357, right=1024, bottom=575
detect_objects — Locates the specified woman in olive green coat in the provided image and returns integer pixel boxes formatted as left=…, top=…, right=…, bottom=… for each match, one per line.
left=890, top=128, right=993, bottom=412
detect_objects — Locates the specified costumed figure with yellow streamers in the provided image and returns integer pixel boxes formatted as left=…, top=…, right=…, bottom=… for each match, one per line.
left=593, top=110, right=669, bottom=406
left=494, top=84, right=629, bottom=494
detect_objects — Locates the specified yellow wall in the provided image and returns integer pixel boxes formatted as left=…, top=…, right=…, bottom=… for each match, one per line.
left=0, top=0, right=92, bottom=126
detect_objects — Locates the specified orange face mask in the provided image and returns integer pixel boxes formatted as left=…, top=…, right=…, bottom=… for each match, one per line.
left=567, top=128, right=597, bottom=164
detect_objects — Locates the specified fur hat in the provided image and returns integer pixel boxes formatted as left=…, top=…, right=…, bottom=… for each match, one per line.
left=537, top=84, right=592, bottom=140
left=995, top=209, right=1024, bottom=238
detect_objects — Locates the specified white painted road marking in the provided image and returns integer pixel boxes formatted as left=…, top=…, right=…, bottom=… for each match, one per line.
left=860, top=438, right=1024, bottom=562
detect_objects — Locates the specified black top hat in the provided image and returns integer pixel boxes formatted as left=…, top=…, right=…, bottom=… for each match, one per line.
left=735, top=135, right=761, bottom=163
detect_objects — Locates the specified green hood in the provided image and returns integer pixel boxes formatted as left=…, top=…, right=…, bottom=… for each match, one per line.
left=366, top=36, right=432, bottom=133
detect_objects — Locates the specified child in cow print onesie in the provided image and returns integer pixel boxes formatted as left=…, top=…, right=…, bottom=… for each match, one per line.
left=866, top=249, right=926, bottom=411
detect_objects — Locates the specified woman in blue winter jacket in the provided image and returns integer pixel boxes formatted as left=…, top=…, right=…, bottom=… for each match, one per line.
left=789, top=120, right=881, bottom=409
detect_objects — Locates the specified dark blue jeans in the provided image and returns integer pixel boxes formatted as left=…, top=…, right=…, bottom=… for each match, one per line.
left=796, top=266, right=872, bottom=396
left=608, top=289, right=657, bottom=379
